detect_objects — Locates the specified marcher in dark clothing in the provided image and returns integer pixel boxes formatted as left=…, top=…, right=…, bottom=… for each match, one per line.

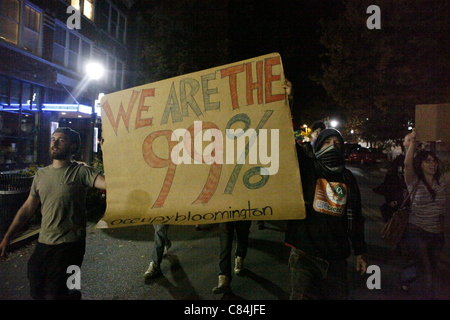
left=285, top=128, right=368, bottom=300
left=143, top=224, right=171, bottom=280
left=373, top=133, right=412, bottom=221
left=373, top=156, right=406, bottom=222
left=212, top=221, right=252, bottom=294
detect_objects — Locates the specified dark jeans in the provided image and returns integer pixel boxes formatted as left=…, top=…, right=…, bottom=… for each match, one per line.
left=400, top=223, right=444, bottom=298
left=27, top=240, right=85, bottom=300
left=218, top=221, right=251, bottom=278
left=151, top=224, right=171, bottom=266
left=288, top=248, right=349, bottom=300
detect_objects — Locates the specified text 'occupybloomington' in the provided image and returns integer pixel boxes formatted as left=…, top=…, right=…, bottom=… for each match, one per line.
left=110, top=201, right=273, bottom=226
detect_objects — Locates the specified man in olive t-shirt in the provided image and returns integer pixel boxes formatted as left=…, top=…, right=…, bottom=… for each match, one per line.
left=0, top=127, right=106, bottom=299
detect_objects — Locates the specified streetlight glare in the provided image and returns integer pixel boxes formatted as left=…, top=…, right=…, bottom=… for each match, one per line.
left=86, top=62, right=104, bottom=80
left=330, top=120, right=338, bottom=128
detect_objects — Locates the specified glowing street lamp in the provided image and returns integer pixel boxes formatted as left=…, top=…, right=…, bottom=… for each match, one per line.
left=86, top=61, right=104, bottom=81
left=86, top=61, right=104, bottom=164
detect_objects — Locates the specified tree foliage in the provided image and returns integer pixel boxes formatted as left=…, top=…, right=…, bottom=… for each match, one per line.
left=318, top=0, right=450, bottom=145
left=135, top=0, right=230, bottom=84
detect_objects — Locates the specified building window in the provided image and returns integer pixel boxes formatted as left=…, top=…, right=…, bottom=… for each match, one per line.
left=0, top=76, right=9, bottom=106
left=83, top=0, right=94, bottom=21
left=20, top=81, right=39, bottom=111
left=52, top=22, right=92, bottom=72
left=81, top=39, right=91, bottom=68
left=68, top=33, right=79, bottom=70
left=107, top=55, right=115, bottom=87
left=97, top=51, right=124, bottom=90
left=115, top=61, right=123, bottom=89
left=22, top=3, right=40, bottom=52
left=118, top=14, right=126, bottom=43
left=98, top=0, right=127, bottom=44
left=70, top=0, right=94, bottom=22
left=0, top=75, right=40, bottom=168
left=10, top=79, right=20, bottom=107
left=0, top=0, right=20, bottom=44
left=0, top=109, right=37, bottom=166
left=0, top=0, right=42, bottom=54
left=53, top=23, right=66, bottom=65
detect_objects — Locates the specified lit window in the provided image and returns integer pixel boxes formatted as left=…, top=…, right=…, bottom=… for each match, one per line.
left=0, top=1, right=42, bottom=54
left=70, top=0, right=80, bottom=11
left=83, top=0, right=94, bottom=21
left=70, top=0, right=94, bottom=22
left=0, top=0, right=20, bottom=44
left=22, top=4, right=40, bottom=52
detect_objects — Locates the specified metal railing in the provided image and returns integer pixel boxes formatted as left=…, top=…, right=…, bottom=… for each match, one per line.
left=0, top=174, right=34, bottom=232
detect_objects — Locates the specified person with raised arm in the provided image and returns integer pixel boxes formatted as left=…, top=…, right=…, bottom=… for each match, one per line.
left=399, top=128, right=450, bottom=298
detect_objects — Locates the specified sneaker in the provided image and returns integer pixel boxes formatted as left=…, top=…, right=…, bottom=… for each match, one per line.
left=143, top=261, right=161, bottom=279
left=212, top=275, right=231, bottom=294
left=163, top=239, right=172, bottom=257
left=234, top=256, right=244, bottom=275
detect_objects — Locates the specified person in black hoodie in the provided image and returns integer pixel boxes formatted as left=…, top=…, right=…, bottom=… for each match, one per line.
left=373, top=132, right=413, bottom=222
left=285, top=128, right=368, bottom=300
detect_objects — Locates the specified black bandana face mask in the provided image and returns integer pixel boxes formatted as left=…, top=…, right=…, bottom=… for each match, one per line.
left=315, top=144, right=345, bottom=173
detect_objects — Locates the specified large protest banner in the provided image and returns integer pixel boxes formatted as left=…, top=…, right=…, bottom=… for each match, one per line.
left=96, top=53, right=305, bottom=228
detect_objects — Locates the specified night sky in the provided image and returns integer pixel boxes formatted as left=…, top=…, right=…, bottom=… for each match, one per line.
left=132, top=0, right=345, bottom=126
left=225, top=0, right=344, bottom=125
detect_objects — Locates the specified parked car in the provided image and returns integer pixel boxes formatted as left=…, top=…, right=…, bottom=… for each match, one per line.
left=348, top=147, right=372, bottom=164
left=344, top=142, right=361, bottom=159
left=348, top=147, right=387, bottom=165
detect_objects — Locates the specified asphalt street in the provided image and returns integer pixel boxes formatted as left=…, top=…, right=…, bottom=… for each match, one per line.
left=1, top=164, right=449, bottom=301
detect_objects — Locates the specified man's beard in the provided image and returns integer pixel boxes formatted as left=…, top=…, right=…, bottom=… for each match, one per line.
left=50, top=147, right=71, bottom=160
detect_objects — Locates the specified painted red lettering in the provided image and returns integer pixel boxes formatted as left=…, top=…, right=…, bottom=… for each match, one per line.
left=186, top=122, right=222, bottom=204
left=245, top=61, right=263, bottom=106
left=264, top=56, right=284, bottom=103
left=220, top=64, right=245, bottom=110
left=102, top=90, right=140, bottom=135
left=135, top=88, right=155, bottom=129
left=142, top=130, right=177, bottom=208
